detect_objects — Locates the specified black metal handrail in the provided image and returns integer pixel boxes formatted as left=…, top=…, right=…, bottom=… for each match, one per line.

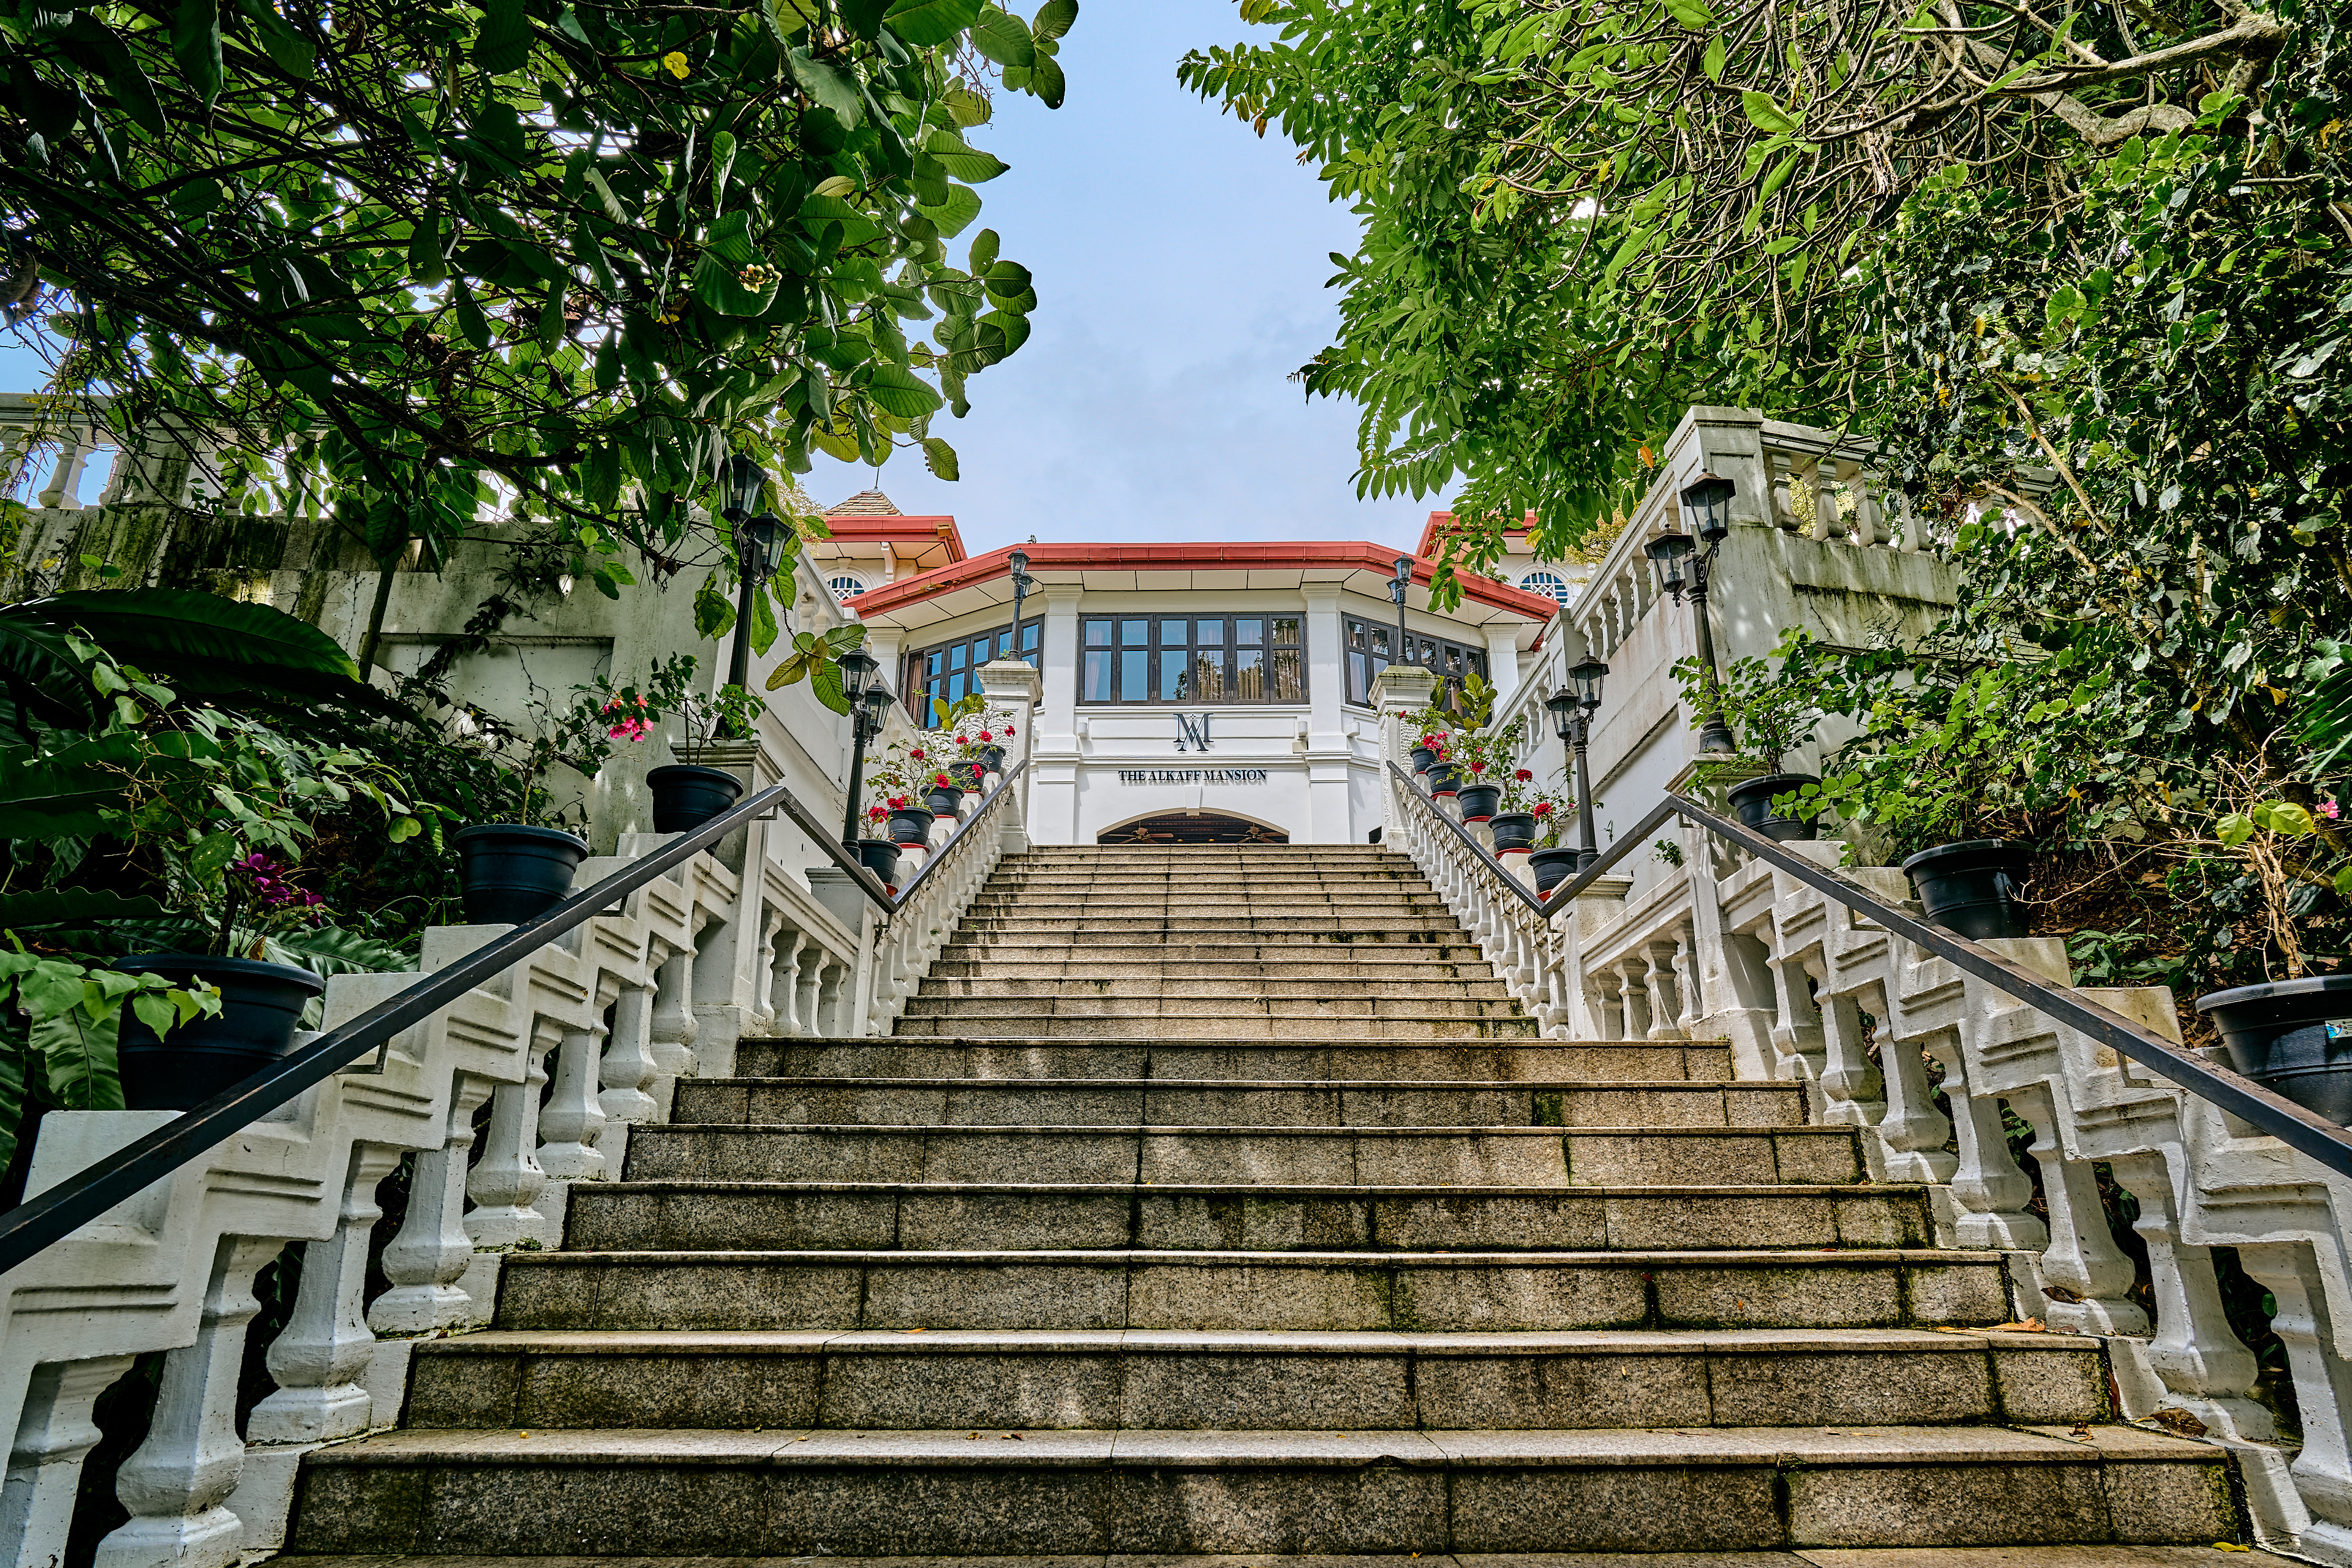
left=0, top=782, right=787, bottom=1276
left=1385, top=761, right=1553, bottom=917
left=1390, top=761, right=2352, bottom=1178
left=765, top=760, right=1028, bottom=920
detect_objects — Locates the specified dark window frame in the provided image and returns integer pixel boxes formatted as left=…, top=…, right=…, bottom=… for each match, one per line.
left=1080, top=614, right=1303, bottom=706
left=903, top=619, right=1041, bottom=726
left=1344, top=617, right=1488, bottom=710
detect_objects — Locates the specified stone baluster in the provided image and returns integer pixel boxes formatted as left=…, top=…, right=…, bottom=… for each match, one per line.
left=1769, top=450, right=1801, bottom=530
left=2105, top=1150, right=2271, bottom=1439
left=1921, top=1038, right=2046, bottom=1250
left=369, top=1072, right=495, bottom=1334
left=816, top=960, right=848, bottom=1036
left=1807, top=463, right=1844, bottom=541
left=770, top=929, right=807, bottom=1034
left=1670, top=932, right=1700, bottom=1035
left=600, top=990, right=660, bottom=1126
left=1642, top=946, right=1684, bottom=1042
left=1765, top=953, right=1826, bottom=1080
left=649, top=948, right=698, bottom=1075
left=1862, top=998, right=1954, bottom=1183
left=1614, top=960, right=1649, bottom=1039
left=2238, top=1241, right=2352, bottom=1543
left=250, top=1144, right=404, bottom=1444
left=1842, top=461, right=1881, bottom=546
left=2008, top=1087, right=2149, bottom=1335
left=1812, top=982, right=1887, bottom=1128
left=2, top=1355, right=135, bottom=1568
left=538, top=1022, right=610, bottom=1184
left=37, top=434, right=89, bottom=509
left=752, top=910, right=785, bottom=1028
left=464, top=1024, right=558, bottom=1249
left=1893, top=489, right=1923, bottom=552
left=94, top=1235, right=281, bottom=1568
left=795, top=945, right=824, bottom=1033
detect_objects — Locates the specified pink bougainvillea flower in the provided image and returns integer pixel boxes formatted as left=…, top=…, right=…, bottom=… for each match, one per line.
left=2323, top=801, right=2342, bottom=819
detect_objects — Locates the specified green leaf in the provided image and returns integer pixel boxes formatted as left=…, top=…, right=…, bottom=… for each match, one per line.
left=1662, top=0, right=1713, bottom=28
left=692, top=249, right=779, bottom=317
left=173, top=0, right=224, bottom=106
left=748, top=581, right=779, bottom=657
left=473, top=0, right=532, bottom=73
left=967, top=228, right=1000, bottom=274
left=1702, top=32, right=1725, bottom=81
left=916, top=183, right=982, bottom=237
left=695, top=576, right=737, bottom=640
left=1033, top=0, right=1077, bottom=38
left=703, top=209, right=760, bottom=266
left=864, top=360, right=943, bottom=418
left=884, top=0, right=984, bottom=45
left=32, top=1003, right=122, bottom=1111
left=788, top=48, right=864, bottom=126
left=970, top=7, right=1034, bottom=66
left=4, top=588, right=394, bottom=715
left=1024, top=51, right=1066, bottom=107
left=453, top=279, right=491, bottom=349
left=231, top=0, right=316, bottom=76
left=810, top=653, right=848, bottom=712
left=921, top=436, right=959, bottom=480
left=64, top=15, right=165, bottom=137
left=2217, top=812, right=2257, bottom=847
left=1740, top=90, right=1800, bottom=135
left=924, top=129, right=1009, bottom=183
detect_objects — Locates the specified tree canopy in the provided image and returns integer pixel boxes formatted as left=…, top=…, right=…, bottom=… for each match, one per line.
left=0, top=0, right=1073, bottom=660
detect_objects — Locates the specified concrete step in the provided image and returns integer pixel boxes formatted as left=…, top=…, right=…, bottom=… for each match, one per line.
left=954, top=916, right=1473, bottom=935
left=888, top=1014, right=1544, bottom=1041
left=898, top=995, right=1527, bottom=1022
left=620, top=1124, right=1863, bottom=1186
left=288, top=1422, right=2234, bottom=1557
left=731, top=1039, right=1737, bottom=1082
left=669, top=1079, right=1807, bottom=1130
left=982, top=873, right=1439, bottom=888
left=404, top=1325, right=2108, bottom=1432
left=565, top=1180, right=1928, bottom=1253
left=911, top=978, right=1519, bottom=1002
left=493, top=1246, right=2016, bottom=1333
left=966, top=889, right=1451, bottom=905
left=937, top=939, right=1494, bottom=964
left=928, top=957, right=1506, bottom=981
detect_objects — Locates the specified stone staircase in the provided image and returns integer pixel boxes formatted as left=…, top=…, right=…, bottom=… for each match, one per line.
left=281, top=844, right=2248, bottom=1561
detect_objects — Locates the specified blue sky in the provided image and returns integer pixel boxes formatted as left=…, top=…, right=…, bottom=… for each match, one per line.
left=0, top=3, right=1431, bottom=552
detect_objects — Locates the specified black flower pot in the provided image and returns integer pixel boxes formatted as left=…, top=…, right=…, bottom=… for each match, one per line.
left=1727, top=772, right=1823, bottom=842
left=951, top=761, right=987, bottom=793
left=114, top=954, right=326, bottom=1111
left=454, top=823, right=590, bottom=925
left=976, top=745, right=1008, bottom=774
left=1457, top=782, right=1503, bottom=823
left=1490, top=812, right=1538, bottom=853
left=1411, top=747, right=1436, bottom=774
left=888, top=807, right=937, bottom=846
left=1900, top=838, right=2027, bottom=940
left=924, top=785, right=964, bottom=818
left=858, top=838, right=903, bottom=891
left=1427, top=763, right=1461, bottom=797
left=1530, top=846, right=1580, bottom=894
left=646, top=764, right=743, bottom=834
left=2198, top=975, right=2352, bottom=1124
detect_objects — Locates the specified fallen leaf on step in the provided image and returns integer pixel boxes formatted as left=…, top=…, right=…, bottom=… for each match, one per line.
left=1989, top=1319, right=2046, bottom=1332
left=903, top=1327, right=927, bottom=1333
left=2071, top=1423, right=2092, bottom=1439
left=2147, top=1408, right=2211, bottom=1437
left=2211, top=1542, right=2251, bottom=1551
left=2043, top=1283, right=2086, bottom=1303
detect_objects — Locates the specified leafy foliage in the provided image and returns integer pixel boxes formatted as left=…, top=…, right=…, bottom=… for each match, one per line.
left=0, top=0, right=1075, bottom=610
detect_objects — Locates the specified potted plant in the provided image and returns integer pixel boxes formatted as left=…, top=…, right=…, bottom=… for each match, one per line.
left=922, top=767, right=964, bottom=820
left=33, top=641, right=422, bottom=1109
left=1412, top=728, right=1447, bottom=775
left=1525, top=790, right=1582, bottom=894
left=634, top=652, right=764, bottom=833
left=1673, top=634, right=1825, bottom=841
left=2198, top=974, right=2352, bottom=1124
left=446, top=684, right=608, bottom=925
left=864, top=741, right=936, bottom=847
left=1489, top=767, right=1541, bottom=853
left=855, top=828, right=905, bottom=893
left=1452, top=714, right=1529, bottom=824
left=1899, top=839, right=2029, bottom=940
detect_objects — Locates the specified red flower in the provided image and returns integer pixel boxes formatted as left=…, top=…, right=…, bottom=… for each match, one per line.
left=1468, top=761, right=1487, bottom=775
left=933, top=772, right=952, bottom=787
left=886, top=795, right=908, bottom=810
left=1515, top=769, right=1532, bottom=782
left=1534, top=802, right=1553, bottom=816
left=956, top=734, right=969, bottom=744
left=910, top=748, right=926, bottom=760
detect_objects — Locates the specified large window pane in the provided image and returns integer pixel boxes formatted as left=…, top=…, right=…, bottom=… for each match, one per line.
left=948, top=671, right=966, bottom=703
left=1235, top=647, right=1264, bottom=701
left=949, top=643, right=967, bottom=671
left=1121, top=649, right=1147, bottom=700
left=1348, top=650, right=1367, bottom=705
left=1235, top=619, right=1264, bottom=647
left=1193, top=650, right=1226, bottom=702
left=1085, top=619, right=1110, bottom=648
left=1272, top=649, right=1303, bottom=702
left=1272, top=617, right=1301, bottom=646
left=1160, top=649, right=1188, bottom=700
left=1084, top=650, right=1114, bottom=702
left=1197, top=619, right=1223, bottom=646
left=1161, top=618, right=1188, bottom=646
left=1121, top=619, right=1148, bottom=647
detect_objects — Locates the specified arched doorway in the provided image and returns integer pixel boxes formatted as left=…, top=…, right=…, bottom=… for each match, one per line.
left=1096, top=812, right=1291, bottom=846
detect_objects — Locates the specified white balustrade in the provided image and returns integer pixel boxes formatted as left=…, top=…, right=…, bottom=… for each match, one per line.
left=1379, top=729, right=2352, bottom=1561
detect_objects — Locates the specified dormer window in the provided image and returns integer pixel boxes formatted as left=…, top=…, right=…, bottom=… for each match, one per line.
left=827, top=573, right=867, bottom=601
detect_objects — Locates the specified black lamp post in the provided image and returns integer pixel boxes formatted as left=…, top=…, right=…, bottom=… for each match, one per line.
left=1388, top=555, right=1414, bottom=674
left=719, top=454, right=792, bottom=695
left=1548, top=657, right=1610, bottom=871
left=1004, top=548, right=1035, bottom=661
left=836, top=649, right=881, bottom=851
left=1645, top=470, right=1738, bottom=755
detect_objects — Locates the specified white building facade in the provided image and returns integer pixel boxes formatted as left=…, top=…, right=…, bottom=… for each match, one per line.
left=826, top=528, right=1561, bottom=846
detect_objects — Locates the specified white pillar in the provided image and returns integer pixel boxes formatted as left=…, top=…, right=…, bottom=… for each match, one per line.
left=2, top=1356, right=135, bottom=1568
left=1030, top=585, right=1082, bottom=846
left=1302, top=587, right=1352, bottom=843
left=1483, top=625, right=1523, bottom=701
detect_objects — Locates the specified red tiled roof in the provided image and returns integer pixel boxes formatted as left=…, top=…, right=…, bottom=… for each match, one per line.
left=826, top=489, right=903, bottom=516
left=1417, top=510, right=1534, bottom=559
left=851, top=541, right=1564, bottom=625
